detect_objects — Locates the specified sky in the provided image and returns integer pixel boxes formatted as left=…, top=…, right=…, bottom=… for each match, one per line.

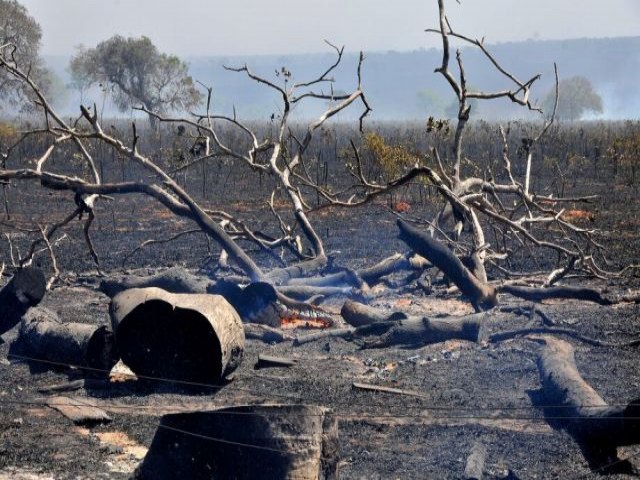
left=19, top=0, right=640, bottom=57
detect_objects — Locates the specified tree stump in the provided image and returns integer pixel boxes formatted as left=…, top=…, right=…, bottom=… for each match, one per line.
left=110, top=287, right=244, bottom=384
left=136, top=405, right=339, bottom=480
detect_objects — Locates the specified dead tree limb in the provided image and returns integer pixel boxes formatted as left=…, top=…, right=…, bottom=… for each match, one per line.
left=341, top=299, right=408, bottom=327
left=398, top=219, right=497, bottom=310
left=536, top=337, right=640, bottom=472
left=498, top=284, right=612, bottom=305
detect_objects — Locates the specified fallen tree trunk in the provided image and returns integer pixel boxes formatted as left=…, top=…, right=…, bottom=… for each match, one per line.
left=499, top=284, right=612, bottom=305
left=536, top=337, right=640, bottom=472
left=0, top=266, right=46, bottom=336
left=110, top=288, right=244, bottom=384
left=397, top=220, right=497, bottom=310
left=340, top=299, right=407, bottom=327
left=137, top=405, right=339, bottom=480
left=278, top=285, right=355, bottom=301
left=10, top=307, right=118, bottom=373
left=361, top=314, right=485, bottom=349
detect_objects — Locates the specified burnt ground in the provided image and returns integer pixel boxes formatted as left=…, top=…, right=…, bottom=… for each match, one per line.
left=0, top=177, right=639, bottom=479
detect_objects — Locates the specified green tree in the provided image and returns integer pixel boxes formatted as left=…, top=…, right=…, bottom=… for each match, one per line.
left=69, top=36, right=203, bottom=123
left=0, top=0, right=52, bottom=110
left=544, top=76, right=603, bottom=121
left=416, top=89, right=446, bottom=117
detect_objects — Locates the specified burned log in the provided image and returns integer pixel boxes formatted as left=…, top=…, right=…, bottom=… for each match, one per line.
left=10, top=307, right=118, bottom=373
left=341, top=299, right=407, bottom=327
left=499, top=284, right=612, bottom=305
left=110, top=288, right=244, bottom=384
left=397, top=220, right=497, bottom=310
left=361, top=314, right=485, bottom=349
left=536, top=337, right=640, bottom=472
left=0, top=266, right=46, bottom=336
left=136, top=405, right=339, bottom=480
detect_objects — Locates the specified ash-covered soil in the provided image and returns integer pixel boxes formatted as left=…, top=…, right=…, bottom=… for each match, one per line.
left=1, top=271, right=639, bottom=479
left=0, top=176, right=639, bottom=479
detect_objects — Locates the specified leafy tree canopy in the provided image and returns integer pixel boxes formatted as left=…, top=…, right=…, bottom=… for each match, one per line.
left=544, top=75, right=603, bottom=121
left=0, top=0, right=52, bottom=109
left=69, top=36, right=203, bottom=118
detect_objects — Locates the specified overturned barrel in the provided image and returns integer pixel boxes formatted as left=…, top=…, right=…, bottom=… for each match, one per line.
left=136, top=405, right=339, bottom=480
left=110, top=287, right=244, bottom=384
left=10, top=307, right=118, bottom=373
left=0, top=266, right=46, bottom=336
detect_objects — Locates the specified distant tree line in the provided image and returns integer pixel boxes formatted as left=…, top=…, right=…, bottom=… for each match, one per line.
left=0, top=1, right=611, bottom=123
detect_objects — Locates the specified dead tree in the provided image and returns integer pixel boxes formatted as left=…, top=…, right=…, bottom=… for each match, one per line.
left=0, top=2, right=631, bottom=306
left=282, top=1, right=631, bottom=307
left=0, top=40, right=382, bottom=297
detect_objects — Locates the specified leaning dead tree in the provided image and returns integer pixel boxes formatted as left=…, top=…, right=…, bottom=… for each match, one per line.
left=282, top=0, right=634, bottom=307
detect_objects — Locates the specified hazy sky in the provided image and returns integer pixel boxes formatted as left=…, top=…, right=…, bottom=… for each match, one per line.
left=20, top=0, right=640, bottom=56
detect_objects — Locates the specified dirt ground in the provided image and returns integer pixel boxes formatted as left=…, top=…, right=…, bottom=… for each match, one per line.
left=0, top=179, right=639, bottom=478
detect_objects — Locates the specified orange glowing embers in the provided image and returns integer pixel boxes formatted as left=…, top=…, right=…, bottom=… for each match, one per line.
left=279, top=311, right=334, bottom=330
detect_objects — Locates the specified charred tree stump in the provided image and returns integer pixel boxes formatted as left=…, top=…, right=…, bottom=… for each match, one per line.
left=361, top=314, right=485, bottom=349
left=136, top=405, right=339, bottom=480
left=110, top=288, right=244, bottom=384
left=0, top=266, right=46, bottom=336
left=10, top=307, right=118, bottom=373
left=397, top=220, right=497, bottom=311
left=536, top=337, right=640, bottom=473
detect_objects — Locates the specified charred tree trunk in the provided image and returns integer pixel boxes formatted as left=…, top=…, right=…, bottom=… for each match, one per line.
left=136, top=405, right=339, bottom=480
left=397, top=220, right=497, bottom=311
left=0, top=267, right=46, bottom=336
left=110, top=288, right=244, bottom=384
left=499, top=285, right=612, bottom=305
left=340, top=299, right=407, bottom=327
left=361, top=313, right=485, bottom=349
left=10, top=307, right=118, bottom=373
left=536, top=337, right=640, bottom=473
